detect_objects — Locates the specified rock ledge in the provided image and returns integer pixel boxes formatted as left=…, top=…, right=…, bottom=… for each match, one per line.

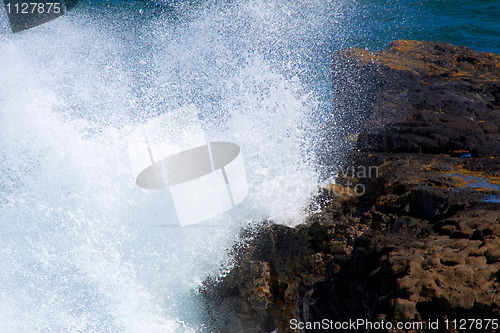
left=201, top=41, right=500, bottom=333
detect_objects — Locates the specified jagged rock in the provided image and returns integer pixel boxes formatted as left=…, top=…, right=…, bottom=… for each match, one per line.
left=201, top=41, right=500, bottom=333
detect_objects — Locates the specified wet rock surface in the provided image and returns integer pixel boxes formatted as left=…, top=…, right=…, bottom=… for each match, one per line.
left=201, top=41, right=500, bottom=332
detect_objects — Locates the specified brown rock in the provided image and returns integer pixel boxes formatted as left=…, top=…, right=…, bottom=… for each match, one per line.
left=393, top=298, right=418, bottom=321
left=201, top=41, right=500, bottom=333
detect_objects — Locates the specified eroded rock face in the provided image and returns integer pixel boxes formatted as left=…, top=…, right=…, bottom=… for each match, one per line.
left=201, top=41, right=500, bottom=333
left=353, top=40, right=500, bottom=157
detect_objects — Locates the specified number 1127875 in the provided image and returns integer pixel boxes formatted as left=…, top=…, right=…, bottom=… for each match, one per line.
left=5, top=2, right=61, bottom=14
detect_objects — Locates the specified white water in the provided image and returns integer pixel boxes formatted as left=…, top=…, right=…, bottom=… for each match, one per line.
left=0, top=1, right=347, bottom=331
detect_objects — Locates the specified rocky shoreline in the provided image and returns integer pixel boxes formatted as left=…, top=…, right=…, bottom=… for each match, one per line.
left=201, top=41, right=500, bottom=332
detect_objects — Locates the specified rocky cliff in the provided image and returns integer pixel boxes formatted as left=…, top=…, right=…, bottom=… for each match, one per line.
left=201, top=40, right=500, bottom=333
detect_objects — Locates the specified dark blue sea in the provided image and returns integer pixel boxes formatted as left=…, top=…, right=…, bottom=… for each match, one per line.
left=350, top=0, right=500, bottom=53
left=0, top=0, right=497, bottom=331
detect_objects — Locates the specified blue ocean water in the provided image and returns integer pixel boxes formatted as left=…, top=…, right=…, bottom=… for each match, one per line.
left=123, top=0, right=500, bottom=53
left=351, top=0, right=500, bottom=53
left=0, top=0, right=497, bottom=331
